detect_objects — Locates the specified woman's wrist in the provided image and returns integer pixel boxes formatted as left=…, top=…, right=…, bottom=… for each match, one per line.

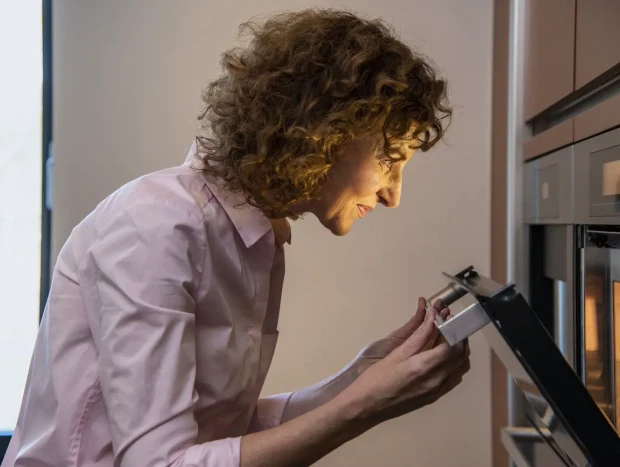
left=281, top=359, right=360, bottom=422
left=327, top=386, right=379, bottom=440
left=240, top=380, right=377, bottom=467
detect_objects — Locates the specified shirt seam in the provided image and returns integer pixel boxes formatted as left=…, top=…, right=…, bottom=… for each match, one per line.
left=67, top=375, right=103, bottom=466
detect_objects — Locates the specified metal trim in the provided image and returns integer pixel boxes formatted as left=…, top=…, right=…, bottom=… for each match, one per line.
left=507, top=0, right=527, bottom=445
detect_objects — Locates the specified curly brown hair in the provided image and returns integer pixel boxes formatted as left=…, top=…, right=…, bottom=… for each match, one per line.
left=197, top=8, right=452, bottom=219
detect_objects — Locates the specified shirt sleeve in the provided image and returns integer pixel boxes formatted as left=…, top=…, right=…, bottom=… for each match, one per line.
left=247, top=393, right=294, bottom=433
left=87, top=199, right=240, bottom=467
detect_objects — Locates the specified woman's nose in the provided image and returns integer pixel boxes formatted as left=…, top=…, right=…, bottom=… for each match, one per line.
left=378, top=184, right=401, bottom=208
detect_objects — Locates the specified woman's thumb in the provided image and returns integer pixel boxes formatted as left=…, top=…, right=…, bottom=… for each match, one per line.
left=387, top=297, right=427, bottom=340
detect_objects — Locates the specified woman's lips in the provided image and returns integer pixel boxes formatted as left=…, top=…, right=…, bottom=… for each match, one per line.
left=357, top=205, right=372, bottom=218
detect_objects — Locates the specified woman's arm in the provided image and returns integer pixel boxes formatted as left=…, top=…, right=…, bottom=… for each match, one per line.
left=90, top=199, right=245, bottom=467
left=262, top=300, right=449, bottom=426
left=240, top=308, right=470, bottom=467
left=247, top=354, right=358, bottom=433
left=283, top=365, right=358, bottom=422
left=241, top=389, right=369, bottom=467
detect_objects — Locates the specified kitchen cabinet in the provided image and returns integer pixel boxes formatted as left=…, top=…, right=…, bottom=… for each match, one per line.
left=575, top=93, right=620, bottom=142
left=575, top=0, right=620, bottom=89
left=523, top=119, right=573, bottom=160
left=523, top=0, right=576, bottom=121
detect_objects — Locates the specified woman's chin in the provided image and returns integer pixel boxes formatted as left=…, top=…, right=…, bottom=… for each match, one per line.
left=322, top=216, right=353, bottom=237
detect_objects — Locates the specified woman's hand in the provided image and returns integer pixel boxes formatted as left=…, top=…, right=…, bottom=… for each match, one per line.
left=352, top=298, right=449, bottom=377
left=335, top=300, right=471, bottom=425
left=241, top=300, right=469, bottom=467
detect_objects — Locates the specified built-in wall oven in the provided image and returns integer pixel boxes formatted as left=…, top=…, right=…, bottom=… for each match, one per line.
left=422, top=129, right=620, bottom=466
left=514, top=126, right=620, bottom=465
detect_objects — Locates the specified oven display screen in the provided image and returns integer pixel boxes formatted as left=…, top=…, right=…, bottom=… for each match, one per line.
left=602, top=160, right=620, bottom=196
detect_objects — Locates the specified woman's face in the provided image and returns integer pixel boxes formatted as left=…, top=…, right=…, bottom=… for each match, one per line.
left=311, top=135, right=416, bottom=236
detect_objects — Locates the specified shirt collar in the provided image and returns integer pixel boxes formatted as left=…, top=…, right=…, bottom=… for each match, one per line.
left=184, top=140, right=291, bottom=248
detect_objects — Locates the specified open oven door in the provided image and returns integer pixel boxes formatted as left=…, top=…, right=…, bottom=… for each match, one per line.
left=437, top=266, right=620, bottom=467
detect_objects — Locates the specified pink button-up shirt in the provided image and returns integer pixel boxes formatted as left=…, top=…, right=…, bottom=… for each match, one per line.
left=2, top=144, right=292, bottom=467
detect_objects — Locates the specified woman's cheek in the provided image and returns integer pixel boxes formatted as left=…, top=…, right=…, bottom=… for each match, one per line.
left=354, top=170, right=384, bottom=196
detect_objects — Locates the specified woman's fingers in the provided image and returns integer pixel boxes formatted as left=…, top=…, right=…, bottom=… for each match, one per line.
left=399, top=303, right=458, bottom=356
left=343, top=321, right=471, bottom=424
left=433, top=364, right=468, bottom=402
left=416, top=339, right=468, bottom=375
left=432, top=299, right=445, bottom=312
left=443, top=355, right=471, bottom=389
left=427, top=307, right=451, bottom=348
left=399, top=305, right=438, bottom=357
left=422, top=320, right=440, bottom=351
left=387, top=300, right=452, bottom=346
left=414, top=343, right=470, bottom=403
left=429, top=345, right=468, bottom=381
left=386, top=297, right=427, bottom=341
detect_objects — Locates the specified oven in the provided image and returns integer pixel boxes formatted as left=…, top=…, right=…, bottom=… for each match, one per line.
left=514, top=126, right=620, bottom=465
left=423, top=127, right=620, bottom=466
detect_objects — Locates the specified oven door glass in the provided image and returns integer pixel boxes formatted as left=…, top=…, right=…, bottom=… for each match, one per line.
left=583, top=229, right=620, bottom=430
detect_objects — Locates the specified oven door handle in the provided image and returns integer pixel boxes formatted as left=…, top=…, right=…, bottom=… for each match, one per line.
left=553, top=279, right=574, bottom=367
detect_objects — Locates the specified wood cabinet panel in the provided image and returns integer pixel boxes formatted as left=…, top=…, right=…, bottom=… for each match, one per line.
left=492, top=0, right=510, bottom=465
left=524, top=119, right=574, bottom=160
left=524, top=0, right=576, bottom=120
left=576, top=0, right=620, bottom=89
left=574, top=93, right=620, bottom=141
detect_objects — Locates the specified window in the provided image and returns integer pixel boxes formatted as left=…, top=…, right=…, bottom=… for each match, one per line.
left=0, top=0, right=51, bottom=455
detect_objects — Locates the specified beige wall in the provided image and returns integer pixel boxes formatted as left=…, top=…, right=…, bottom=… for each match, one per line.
left=52, top=1, right=493, bottom=466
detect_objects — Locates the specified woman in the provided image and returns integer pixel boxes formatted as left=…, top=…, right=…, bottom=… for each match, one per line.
left=3, top=9, right=470, bottom=467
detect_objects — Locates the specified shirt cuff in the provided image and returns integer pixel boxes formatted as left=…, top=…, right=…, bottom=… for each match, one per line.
left=247, top=392, right=294, bottom=433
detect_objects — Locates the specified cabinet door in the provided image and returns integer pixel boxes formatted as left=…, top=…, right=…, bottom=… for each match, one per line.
left=523, top=0, right=576, bottom=121
left=575, top=0, right=620, bottom=89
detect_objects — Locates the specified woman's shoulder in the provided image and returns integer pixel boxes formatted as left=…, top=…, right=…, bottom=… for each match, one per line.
left=61, top=165, right=214, bottom=282
left=95, top=164, right=214, bottom=225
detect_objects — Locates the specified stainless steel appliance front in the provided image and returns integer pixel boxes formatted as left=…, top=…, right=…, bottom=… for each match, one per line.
left=518, top=127, right=620, bottom=466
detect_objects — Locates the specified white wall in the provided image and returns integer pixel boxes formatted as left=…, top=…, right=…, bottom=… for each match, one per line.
left=53, top=1, right=493, bottom=466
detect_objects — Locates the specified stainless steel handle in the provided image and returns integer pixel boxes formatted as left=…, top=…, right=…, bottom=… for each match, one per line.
left=553, top=280, right=573, bottom=367
left=504, top=426, right=550, bottom=442
left=553, top=280, right=566, bottom=354
left=426, top=282, right=467, bottom=308
left=435, top=302, right=490, bottom=346
left=426, top=282, right=491, bottom=345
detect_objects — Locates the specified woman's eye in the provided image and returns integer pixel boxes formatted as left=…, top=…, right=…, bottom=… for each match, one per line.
left=381, top=159, right=394, bottom=169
